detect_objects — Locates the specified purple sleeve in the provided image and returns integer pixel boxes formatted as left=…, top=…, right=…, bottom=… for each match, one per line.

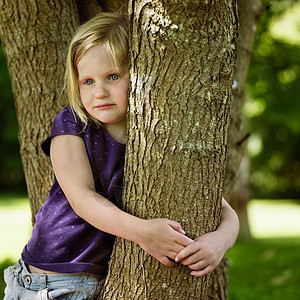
left=41, top=107, right=84, bottom=156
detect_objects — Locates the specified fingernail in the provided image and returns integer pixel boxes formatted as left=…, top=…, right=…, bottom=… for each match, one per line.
left=175, top=257, right=178, bottom=262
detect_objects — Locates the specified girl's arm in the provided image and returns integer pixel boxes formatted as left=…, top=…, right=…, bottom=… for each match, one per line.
left=174, top=198, right=239, bottom=277
left=50, top=134, right=193, bottom=266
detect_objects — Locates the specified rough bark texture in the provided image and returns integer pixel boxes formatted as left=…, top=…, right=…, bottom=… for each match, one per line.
left=207, top=258, right=230, bottom=300
left=223, top=0, right=264, bottom=240
left=105, top=0, right=128, bottom=13
left=101, top=1, right=238, bottom=299
left=0, top=0, right=80, bottom=222
left=207, top=2, right=265, bottom=290
left=230, top=155, right=251, bottom=239
left=223, top=0, right=263, bottom=198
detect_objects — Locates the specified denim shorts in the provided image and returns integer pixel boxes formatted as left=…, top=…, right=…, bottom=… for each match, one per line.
left=4, top=259, right=105, bottom=299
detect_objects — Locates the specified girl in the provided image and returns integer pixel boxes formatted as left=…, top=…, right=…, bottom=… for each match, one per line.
left=4, top=12, right=239, bottom=299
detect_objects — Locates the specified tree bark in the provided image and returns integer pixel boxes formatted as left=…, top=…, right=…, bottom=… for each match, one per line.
left=223, top=0, right=264, bottom=198
left=207, top=2, right=265, bottom=291
left=0, top=0, right=80, bottom=222
left=101, top=1, right=238, bottom=299
left=223, top=0, right=264, bottom=240
left=0, top=0, right=244, bottom=298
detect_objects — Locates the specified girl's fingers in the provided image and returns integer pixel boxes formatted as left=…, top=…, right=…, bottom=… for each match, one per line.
left=187, top=260, right=207, bottom=270
left=181, top=253, right=204, bottom=266
left=190, top=265, right=214, bottom=277
left=176, top=234, right=194, bottom=248
left=163, top=250, right=185, bottom=263
left=168, top=221, right=194, bottom=245
left=169, top=243, right=186, bottom=255
left=160, top=256, right=177, bottom=267
left=175, top=242, right=199, bottom=262
left=168, top=220, right=186, bottom=235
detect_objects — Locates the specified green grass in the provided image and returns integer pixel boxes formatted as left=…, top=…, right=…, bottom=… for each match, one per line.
left=227, top=238, right=300, bottom=300
left=0, top=194, right=31, bottom=298
left=0, top=194, right=32, bottom=261
left=1, top=196, right=300, bottom=299
left=0, top=259, right=13, bottom=299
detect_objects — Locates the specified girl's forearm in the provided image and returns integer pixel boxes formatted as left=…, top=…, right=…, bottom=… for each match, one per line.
left=70, top=189, right=145, bottom=244
left=217, top=198, right=240, bottom=252
left=69, top=189, right=194, bottom=267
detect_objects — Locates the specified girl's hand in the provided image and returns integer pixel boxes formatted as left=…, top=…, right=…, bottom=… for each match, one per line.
left=137, top=218, right=194, bottom=267
left=175, top=198, right=239, bottom=277
left=174, top=231, right=227, bottom=277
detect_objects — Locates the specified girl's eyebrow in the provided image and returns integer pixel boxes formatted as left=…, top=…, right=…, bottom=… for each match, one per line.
left=78, top=66, right=128, bottom=80
left=104, top=67, right=126, bottom=74
left=78, top=75, right=94, bottom=84
left=78, top=75, right=90, bottom=81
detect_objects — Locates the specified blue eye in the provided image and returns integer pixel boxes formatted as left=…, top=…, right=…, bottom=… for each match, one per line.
left=84, top=79, right=94, bottom=85
left=109, top=74, right=120, bottom=81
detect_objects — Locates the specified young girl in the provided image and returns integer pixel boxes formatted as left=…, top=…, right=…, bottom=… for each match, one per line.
left=4, top=12, right=239, bottom=299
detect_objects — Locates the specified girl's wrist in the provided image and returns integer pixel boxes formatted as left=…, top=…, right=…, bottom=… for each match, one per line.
left=213, top=227, right=234, bottom=254
left=131, top=218, right=148, bottom=246
left=120, top=213, right=146, bottom=245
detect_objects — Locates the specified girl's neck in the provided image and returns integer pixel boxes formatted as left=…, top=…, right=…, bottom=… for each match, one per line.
left=102, top=122, right=127, bottom=145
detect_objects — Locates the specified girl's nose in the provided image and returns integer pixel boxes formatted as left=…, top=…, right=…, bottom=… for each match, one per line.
left=94, top=83, right=109, bottom=99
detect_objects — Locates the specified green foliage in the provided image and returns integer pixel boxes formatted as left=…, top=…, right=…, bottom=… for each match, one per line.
left=0, top=42, right=26, bottom=192
left=246, top=1, right=300, bottom=198
left=227, top=238, right=300, bottom=299
left=0, top=259, right=13, bottom=299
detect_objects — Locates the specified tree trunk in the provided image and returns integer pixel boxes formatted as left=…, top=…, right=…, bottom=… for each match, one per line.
left=101, top=1, right=238, bottom=299
left=207, top=2, right=265, bottom=291
left=230, top=155, right=252, bottom=239
left=223, top=0, right=264, bottom=240
left=0, top=0, right=246, bottom=298
left=0, top=0, right=79, bottom=222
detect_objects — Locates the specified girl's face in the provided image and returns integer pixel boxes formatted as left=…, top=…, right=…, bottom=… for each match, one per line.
left=77, top=45, right=129, bottom=126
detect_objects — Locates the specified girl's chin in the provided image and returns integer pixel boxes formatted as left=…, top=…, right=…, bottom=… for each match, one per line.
left=101, top=119, right=127, bottom=126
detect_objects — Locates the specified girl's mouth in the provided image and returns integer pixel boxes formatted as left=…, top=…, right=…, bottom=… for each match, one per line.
left=95, top=104, right=115, bottom=110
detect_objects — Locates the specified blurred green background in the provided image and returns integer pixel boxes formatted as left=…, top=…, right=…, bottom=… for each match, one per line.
left=245, top=1, right=300, bottom=199
left=0, top=1, right=299, bottom=299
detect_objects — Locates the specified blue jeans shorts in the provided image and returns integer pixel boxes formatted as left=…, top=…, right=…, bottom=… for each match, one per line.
left=4, top=259, right=105, bottom=299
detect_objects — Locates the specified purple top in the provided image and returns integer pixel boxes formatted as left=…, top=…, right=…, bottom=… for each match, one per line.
left=22, top=106, right=125, bottom=277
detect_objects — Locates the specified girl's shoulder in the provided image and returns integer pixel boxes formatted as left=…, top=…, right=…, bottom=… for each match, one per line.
left=54, top=106, right=80, bottom=123
left=41, top=106, right=88, bottom=156
left=52, top=106, right=91, bottom=132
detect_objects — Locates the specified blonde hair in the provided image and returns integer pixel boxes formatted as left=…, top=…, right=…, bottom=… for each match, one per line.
left=65, top=12, right=128, bottom=125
